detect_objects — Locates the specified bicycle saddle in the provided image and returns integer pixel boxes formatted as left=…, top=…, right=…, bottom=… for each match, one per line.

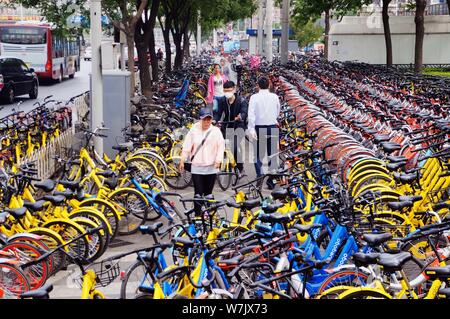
left=398, top=195, right=422, bottom=203
left=352, top=252, right=381, bottom=267
left=172, top=237, right=195, bottom=248
left=261, top=203, right=284, bottom=214
left=373, top=134, right=391, bottom=143
left=437, top=288, right=450, bottom=298
left=380, top=142, right=402, bottom=154
left=34, top=180, right=56, bottom=193
left=42, top=195, right=66, bottom=206
left=23, top=200, right=46, bottom=212
left=362, top=233, right=393, bottom=247
left=59, top=180, right=81, bottom=191
left=387, top=155, right=407, bottom=163
left=5, top=207, right=27, bottom=219
left=386, top=161, right=407, bottom=171
left=292, top=223, right=322, bottom=235
left=258, top=212, right=292, bottom=224
left=433, top=201, right=450, bottom=211
left=53, top=190, right=75, bottom=199
left=377, top=252, right=412, bottom=272
left=240, top=199, right=260, bottom=210
left=20, top=284, right=53, bottom=299
left=393, top=172, right=418, bottom=184
left=218, top=255, right=244, bottom=267
left=153, top=127, right=166, bottom=134
left=112, top=145, right=129, bottom=152
left=271, top=188, right=289, bottom=201
left=424, top=266, right=450, bottom=280
left=388, top=201, right=414, bottom=211
left=139, top=222, right=163, bottom=235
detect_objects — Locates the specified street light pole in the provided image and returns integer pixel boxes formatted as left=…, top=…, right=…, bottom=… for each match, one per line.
left=90, top=0, right=104, bottom=154
left=265, top=0, right=273, bottom=62
left=257, top=0, right=265, bottom=56
left=197, top=10, right=202, bottom=56
left=280, top=0, right=289, bottom=65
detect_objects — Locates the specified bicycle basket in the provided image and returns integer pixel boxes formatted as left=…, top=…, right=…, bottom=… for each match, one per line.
left=74, top=259, right=121, bottom=289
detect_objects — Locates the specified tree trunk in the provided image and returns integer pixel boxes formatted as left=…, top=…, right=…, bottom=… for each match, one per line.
left=382, top=0, right=393, bottom=67
left=183, top=31, right=191, bottom=60
left=126, top=34, right=136, bottom=97
left=149, top=29, right=159, bottom=82
left=414, top=0, right=427, bottom=73
left=136, top=40, right=152, bottom=97
left=173, top=33, right=184, bottom=69
left=162, top=28, right=172, bottom=73
left=324, top=9, right=330, bottom=60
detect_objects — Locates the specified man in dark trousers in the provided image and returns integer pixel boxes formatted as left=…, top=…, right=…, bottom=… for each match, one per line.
left=214, top=80, right=248, bottom=179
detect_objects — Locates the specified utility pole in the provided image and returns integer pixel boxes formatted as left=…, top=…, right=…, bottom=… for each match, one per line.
left=212, top=28, right=217, bottom=48
left=197, top=10, right=202, bottom=56
left=265, top=0, right=273, bottom=62
left=280, top=0, right=289, bottom=65
left=90, top=0, right=104, bottom=154
left=257, top=0, right=265, bottom=55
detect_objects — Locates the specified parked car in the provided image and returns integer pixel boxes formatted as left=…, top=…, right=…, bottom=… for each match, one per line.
left=0, top=56, right=39, bottom=104
left=84, top=47, right=92, bottom=61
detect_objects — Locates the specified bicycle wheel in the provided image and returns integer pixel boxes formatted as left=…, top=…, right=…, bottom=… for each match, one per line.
left=41, top=219, right=89, bottom=260
left=69, top=217, right=106, bottom=263
left=125, top=156, right=158, bottom=179
left=27, top=228, right=66, bottom=275
left=7, top=234, right=54, bottom=276
left=158, top=196, right=185, bottom=223
left=109, top=188, right=148, bottom=235
left=131, top=151, right=167, bottom=181
left=165, top=156, right=192, bottom=190
left=1, top=242, right=49, bottom=290
left=217, top=158, right=233, bottom=191
left=79, top=199, right=120, bottom=241
left=317, top=269, right=369, bottom=295
left=120, top=260, right=156, bottom=299
left=339, top=288, right=392, bottom=299
left=0, top=262, right=30, bottom=298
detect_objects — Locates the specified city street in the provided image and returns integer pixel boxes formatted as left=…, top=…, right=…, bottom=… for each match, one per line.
left=0, top=60, right=91, bottom=118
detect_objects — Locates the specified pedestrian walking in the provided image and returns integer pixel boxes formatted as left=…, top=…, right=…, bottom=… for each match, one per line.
left=220, top=58, right=232, bottom=80
left=179, top=108, right=225, bottom=214
left=235, top=50, right=245, bottom=87
left=207, top=64, right=228, bottom=112
left=213, top=80, right=248, bottom=179
left=247, top=76, right=281, bottom=189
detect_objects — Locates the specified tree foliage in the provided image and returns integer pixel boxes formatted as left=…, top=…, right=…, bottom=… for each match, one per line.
left=291, top=19, right=324, bottom=49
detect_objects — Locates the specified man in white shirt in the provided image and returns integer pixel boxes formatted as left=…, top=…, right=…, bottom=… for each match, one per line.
left=247, top=76, right=281, bottom=189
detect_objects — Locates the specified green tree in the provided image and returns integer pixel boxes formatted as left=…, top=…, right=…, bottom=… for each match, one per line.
left=291, top=19, right=324, bottom=49
left=292, top=0, right=371, bottom=59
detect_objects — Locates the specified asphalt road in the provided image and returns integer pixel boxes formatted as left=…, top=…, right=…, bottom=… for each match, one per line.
left=0, top=59, right=91, bottom=118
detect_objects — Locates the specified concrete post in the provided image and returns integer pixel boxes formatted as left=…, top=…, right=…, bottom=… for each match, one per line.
left=257, top=0, right=265, bottom=55
left=265, top=0, right=273, bottom=62
left=90, top=0, right=104, bottom=154
left=197, top=10, right=202, bottom=56
left=280, top=0, right=289, bottom=65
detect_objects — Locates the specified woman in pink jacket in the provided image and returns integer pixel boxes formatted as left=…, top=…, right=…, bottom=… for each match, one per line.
left=179, top=108, right=225, bottom=214
left=207, top=64, right=228, bottom=112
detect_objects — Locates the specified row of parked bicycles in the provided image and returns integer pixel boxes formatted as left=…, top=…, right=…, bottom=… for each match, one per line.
left=0, top=96, right=75, bottom=171
left=1, top=55, right=450, bottom=299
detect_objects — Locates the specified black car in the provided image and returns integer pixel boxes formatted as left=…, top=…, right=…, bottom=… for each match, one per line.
left=0, top=57, right=39, bottom=104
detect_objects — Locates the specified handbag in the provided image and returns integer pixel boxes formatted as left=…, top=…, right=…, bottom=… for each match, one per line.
left=184, top=130, right=212, bottom=172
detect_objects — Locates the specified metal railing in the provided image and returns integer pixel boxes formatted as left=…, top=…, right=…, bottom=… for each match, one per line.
left=18, top=92, right=89, bottom=179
